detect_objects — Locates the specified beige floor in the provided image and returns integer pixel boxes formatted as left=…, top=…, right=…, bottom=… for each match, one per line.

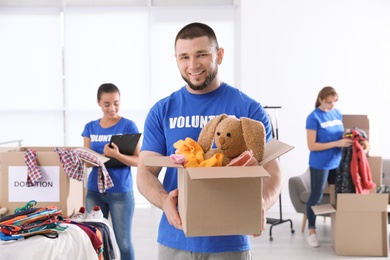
left=132, top=206, right=389, bottom=260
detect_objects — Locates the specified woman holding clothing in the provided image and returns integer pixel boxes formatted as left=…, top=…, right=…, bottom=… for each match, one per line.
left=305, top=86, right=352, bottom=248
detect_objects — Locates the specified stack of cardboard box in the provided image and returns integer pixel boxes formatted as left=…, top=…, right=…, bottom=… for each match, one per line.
left=312, top=115, right=389, bottom=257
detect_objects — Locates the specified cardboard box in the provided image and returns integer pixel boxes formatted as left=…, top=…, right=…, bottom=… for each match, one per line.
left=312, top=194, right=389, bottom=257
left=145, top=139, right=294, bottom=237
left=0, top=147, right=108, bottom=217
left=343, top=114, right=370, bottom=139
left=312, top=114, right=390, bottom=256
left=368, top=155, right=383, bottom=190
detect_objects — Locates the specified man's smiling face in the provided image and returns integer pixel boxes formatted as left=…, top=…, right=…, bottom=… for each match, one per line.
left=175, top=36, right=222, bottom=93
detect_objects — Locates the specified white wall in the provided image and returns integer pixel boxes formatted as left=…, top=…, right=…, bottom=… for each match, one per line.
left=241, top=0, right=390, bottom=212
left=0, top=8, right=64, bottom=146
left=0, top=4, right=237, bottom=207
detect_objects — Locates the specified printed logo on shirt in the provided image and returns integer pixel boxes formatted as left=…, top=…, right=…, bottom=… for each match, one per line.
left=169, top=114, right=237, bottom=129
left=320, top=119, right=342, bottom=128
left=90, top=134, right=113, bottom=142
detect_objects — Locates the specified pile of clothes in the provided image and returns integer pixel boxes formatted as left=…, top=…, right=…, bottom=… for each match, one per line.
left=335, top=127, right=376, bottom=194
left=0, top=202, right=118, bottom=260
left=0, top=203, right=67, bottom=241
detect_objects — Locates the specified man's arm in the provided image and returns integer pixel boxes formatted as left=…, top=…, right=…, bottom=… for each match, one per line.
left=137, top=150, right=183, bottom=229
left=262, top=158, right=282, bottom=211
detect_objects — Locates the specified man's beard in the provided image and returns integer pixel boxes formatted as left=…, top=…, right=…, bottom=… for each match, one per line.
left=182, top=67, right=218, bottom=91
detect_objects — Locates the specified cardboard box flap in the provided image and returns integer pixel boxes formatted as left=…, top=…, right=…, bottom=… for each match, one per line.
left=343, top=114, right=370, bottom=139
left=368, top=156, right=382, bottom=188
left=260, top=139, right=294, bottom=165
left=313, top=194, right=389, bottom=215
left=2, top=146, right=110, bottom=167
left=186, top=165, right=269, bottom=180
left=15, top=147, right=58, bottom=152
left=337, top=194, right=389, bottom=212
left=75, top=147, right=110, bottom=166
left=311, top=204, right=336, bottom=215
left=0, top=147, right=18, bottom=153
left=144, top=156, right=183, bottom=168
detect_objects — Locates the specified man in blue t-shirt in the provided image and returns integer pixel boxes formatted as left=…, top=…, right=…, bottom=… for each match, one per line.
left=137, top=22, right=282, bottom=259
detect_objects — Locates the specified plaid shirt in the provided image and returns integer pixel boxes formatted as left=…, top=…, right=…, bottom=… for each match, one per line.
left=24, top=149, right=43, bottom=187
left=54, top=148, right=114, bottom=193
left=54, top=147, right=84, bottom=181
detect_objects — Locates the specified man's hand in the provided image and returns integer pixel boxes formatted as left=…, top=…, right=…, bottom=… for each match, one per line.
left=162, top=189, right=183, bottom=230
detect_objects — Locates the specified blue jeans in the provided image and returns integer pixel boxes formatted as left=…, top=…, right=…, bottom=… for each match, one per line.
left=86, top=190, right=135, bottom=260
left=306, top=167, right=336, bottom=229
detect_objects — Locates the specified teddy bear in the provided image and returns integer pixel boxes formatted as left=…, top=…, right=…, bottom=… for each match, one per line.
left=197, top=114, right=266, bottom=166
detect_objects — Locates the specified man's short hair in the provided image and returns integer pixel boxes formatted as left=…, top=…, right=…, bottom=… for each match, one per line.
left=175, top=22, right=219, bottom=50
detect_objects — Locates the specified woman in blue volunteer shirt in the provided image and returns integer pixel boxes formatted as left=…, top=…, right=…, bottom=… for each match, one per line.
left=82, top=83, right=140, bottom=260
left=305, top=86, right=352, bottom=248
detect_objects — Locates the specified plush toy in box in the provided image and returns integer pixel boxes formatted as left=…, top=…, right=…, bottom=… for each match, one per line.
left=173, top=114, right=266, bottom=167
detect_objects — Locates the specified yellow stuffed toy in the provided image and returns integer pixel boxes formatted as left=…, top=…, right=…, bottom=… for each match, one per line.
left=197, top=114, right=266, bottom=166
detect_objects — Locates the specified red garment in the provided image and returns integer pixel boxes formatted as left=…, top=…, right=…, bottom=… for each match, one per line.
left=69, top=222, right=103, bottom=252
left=349, top=130, right=376, bottom=194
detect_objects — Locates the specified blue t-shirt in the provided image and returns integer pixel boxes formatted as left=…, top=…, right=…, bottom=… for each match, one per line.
left=306, top=107, right=344, bottom=170
left=141, top=83, right=273, bottom=253
left=81, top=117, right=139, bottom=193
